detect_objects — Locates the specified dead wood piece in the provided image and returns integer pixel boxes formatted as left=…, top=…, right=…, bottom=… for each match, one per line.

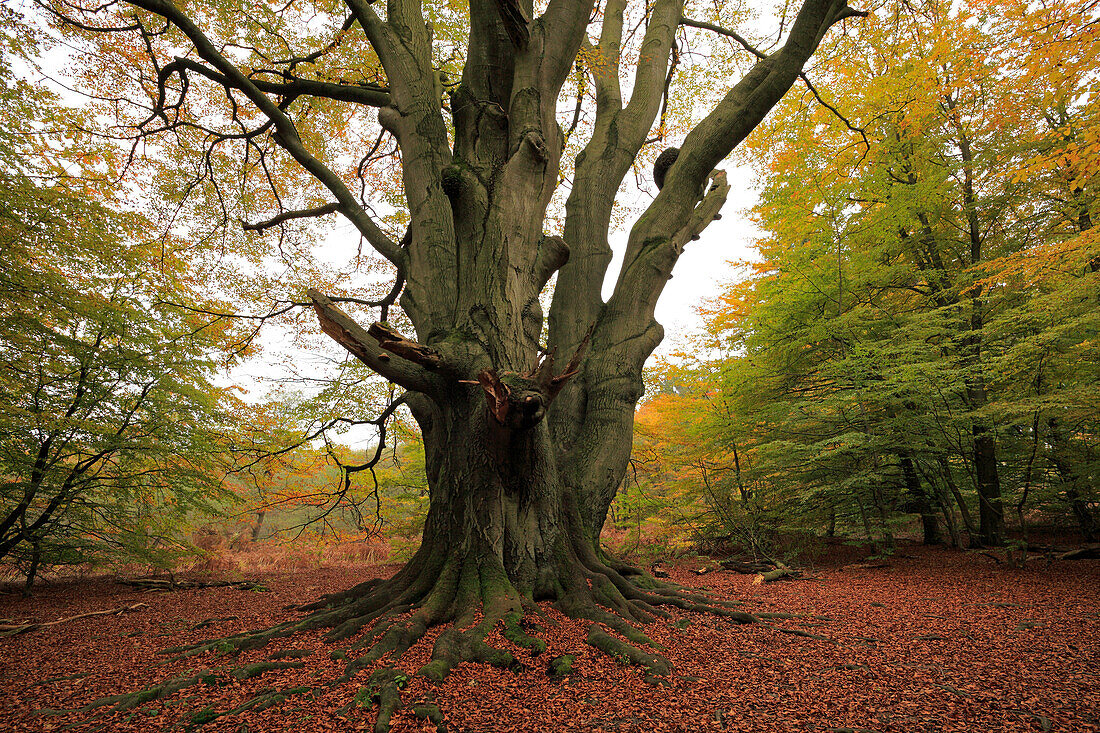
left=649, top=563, right=670, bottom=578
left=120, top=578, right=269, bottom=592
left=754, top=564, right=801, bottom=583
left=720, top=559, right=778, bottom=574
left=367, top=322, right=442, bottom=369
left=1059, top=544, right=1100, bottom=561
left=0, top=602, right=148, bottom=636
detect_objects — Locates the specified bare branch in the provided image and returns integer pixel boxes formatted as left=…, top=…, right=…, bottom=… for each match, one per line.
left=160, top=56, right=391, bottom=107
left=681, top=15, right=870, bottom=150
left=123, top=0, right=406, bottom=267
left=242, top=202, right=341, bottom=232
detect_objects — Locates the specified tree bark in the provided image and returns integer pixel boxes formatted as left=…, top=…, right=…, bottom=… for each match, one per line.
left=1047, top=418, right=1098, bottom=542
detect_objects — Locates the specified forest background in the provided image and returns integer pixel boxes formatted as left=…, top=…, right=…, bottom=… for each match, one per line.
left=1, top=0, right=1097, bottom=591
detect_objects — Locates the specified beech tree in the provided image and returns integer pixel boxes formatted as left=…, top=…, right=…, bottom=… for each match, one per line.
left=0, top=24, right=235, bottom=590
left=662, top=0, right=1098, bottom=554
left=46, top=0, right=864, bottom=699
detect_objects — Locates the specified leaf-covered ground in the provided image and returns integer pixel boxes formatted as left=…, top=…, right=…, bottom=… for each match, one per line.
left=1, top=545, right=1097, bottom=732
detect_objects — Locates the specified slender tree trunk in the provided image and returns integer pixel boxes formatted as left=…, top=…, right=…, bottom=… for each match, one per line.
left=251, top=511, right=266, bottom=542
left=973, top=429, right=1005, bottom=546
left=855, top=494, right=876, bottom=549
left=949, top=111, right=1005, bottom=547
left=23, top=535, right=41, bottom=597
left=938, top=457, right=977, bottom=546
left=1047, top=418, right=1097, bottom=542
left=901, top=455, right=941, bottom=545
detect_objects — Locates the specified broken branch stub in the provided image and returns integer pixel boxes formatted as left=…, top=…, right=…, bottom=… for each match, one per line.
left=366, top=323, right=443, bottom=370
left=477, top=369, right=511, bottom=425
left=476, top=327, right=592, bottom=429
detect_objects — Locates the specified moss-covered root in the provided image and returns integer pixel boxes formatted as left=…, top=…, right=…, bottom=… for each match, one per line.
left=188, top=686, right=313, bottom=727
left=418, top=623, right=519, bottom=682
left=586, top=625, right=671, bottom=685
left=502, top=611, right=547, bottom=655
left=337, top=667, right=408, bottom=733
left=79, top=670, right=214, bottom=712
left=76, top=650, right=314, bottom=716
left=411, top=696, right=447, bottom=733
left=160, top=620, right=299, bottom=663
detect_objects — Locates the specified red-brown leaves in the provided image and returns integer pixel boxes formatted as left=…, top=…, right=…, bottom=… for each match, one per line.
left=2, top=547, right=1098, bottom=732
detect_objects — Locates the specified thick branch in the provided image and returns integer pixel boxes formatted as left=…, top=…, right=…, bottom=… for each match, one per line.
left=561, top=1, right=864, bottom=532
left=589, top=0, right=626, bottom=114
left=307, top=289, right=443, bottom=396
left=549, top=0, right=685, bottom=446
left=344, top=0, right=457, bottom=333
left=125, top=0, right=405, bottom=267
left=493, top=0, right=531, bottom=47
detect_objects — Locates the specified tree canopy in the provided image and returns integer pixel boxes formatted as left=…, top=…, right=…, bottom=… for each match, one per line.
left=0, top=15, right=247, bottom=585
left=625, top=0, right=1099, bottom=556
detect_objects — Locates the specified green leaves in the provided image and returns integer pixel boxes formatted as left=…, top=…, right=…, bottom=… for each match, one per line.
left=0, top=42, right=241, bottom=580
left=635, top=0, right=1100, bottom=551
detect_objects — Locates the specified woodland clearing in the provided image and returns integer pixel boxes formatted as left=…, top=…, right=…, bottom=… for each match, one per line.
left=1, top=544, right=1097, bottom=732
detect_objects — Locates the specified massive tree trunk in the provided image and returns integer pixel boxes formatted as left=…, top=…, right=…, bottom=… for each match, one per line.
left=75, top=0, right=864, bottom=714
left=296, top=0, right=864, bottom=629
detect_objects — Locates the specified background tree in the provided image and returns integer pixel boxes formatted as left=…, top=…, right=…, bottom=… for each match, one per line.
left=0, top=18, right=242, bottom=589
left=673, top=0, right=1098, bottom=552
left=43, top=0, right=867, bottom=690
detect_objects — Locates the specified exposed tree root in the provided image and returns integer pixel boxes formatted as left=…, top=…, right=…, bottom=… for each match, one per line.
left=58, top=545, right=824, bottom=731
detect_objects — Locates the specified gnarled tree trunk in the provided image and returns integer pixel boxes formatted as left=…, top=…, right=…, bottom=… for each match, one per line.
left=82, top=0, right=865, bottom=709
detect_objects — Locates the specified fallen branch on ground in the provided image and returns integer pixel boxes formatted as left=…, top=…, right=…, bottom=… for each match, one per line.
left=0, top=602, right=148, bottom=636
left=1059, top=544, right=1100, bottom=561
left=119, top=578, right=270, bottom=592
left=720, top=559, right=780, bottom=575
left=754, top=564, right=802, bottom=583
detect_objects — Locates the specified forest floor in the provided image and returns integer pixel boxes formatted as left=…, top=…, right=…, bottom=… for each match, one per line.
left=1, top=544, right=1097, bottom=732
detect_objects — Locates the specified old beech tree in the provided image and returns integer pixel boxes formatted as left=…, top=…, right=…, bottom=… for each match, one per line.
left=56, top=0, right=862, bottom=693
